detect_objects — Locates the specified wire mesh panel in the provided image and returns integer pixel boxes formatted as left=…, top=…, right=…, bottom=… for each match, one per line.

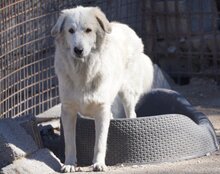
left=0, top=0, right=145, bottom=118
left=0, top=0, right=77, bottom=118
left=143, top=0, right=220, bottom=83
left=1, top=0, right=220, bottom=118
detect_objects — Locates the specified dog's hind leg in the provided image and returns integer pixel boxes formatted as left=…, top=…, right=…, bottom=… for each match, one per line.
left=119, top=91, right=138, bottom=118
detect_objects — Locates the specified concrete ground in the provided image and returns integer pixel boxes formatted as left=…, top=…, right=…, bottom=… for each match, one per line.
left=74, top=133, right=220, bottom=174
left=75, top=151, right=220, bottom=174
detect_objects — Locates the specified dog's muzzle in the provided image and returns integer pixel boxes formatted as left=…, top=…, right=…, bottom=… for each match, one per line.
left=74, top=47, right=83, bottom=57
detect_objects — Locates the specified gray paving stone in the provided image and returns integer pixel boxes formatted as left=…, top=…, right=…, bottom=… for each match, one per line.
left=0, top=119, right=38, bottom=168
left=153, top=64, right=171, bottom=89
left=36, top=104, right=61, bottom=123
left=1, top=148, right=62, bottom=174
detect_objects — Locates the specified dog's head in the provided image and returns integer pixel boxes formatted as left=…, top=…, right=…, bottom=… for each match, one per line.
left=51, top=6, right=112, bottom=59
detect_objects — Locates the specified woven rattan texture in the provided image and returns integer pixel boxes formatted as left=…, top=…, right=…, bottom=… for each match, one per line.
left=76, top=114, right=218, bottom=166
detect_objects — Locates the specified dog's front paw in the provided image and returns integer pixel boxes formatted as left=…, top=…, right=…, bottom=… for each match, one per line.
left=92, top=162, right=107, bottom=172
left=61, top=164, right=76, bottom=173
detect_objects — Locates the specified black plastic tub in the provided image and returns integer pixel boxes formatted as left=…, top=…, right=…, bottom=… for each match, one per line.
left=61, top=88, right=219, bottom=166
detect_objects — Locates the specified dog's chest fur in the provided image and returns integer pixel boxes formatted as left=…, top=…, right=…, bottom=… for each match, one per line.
left=56, top=52, right=110, bottom=116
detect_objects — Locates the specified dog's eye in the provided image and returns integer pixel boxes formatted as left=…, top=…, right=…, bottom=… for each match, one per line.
left=85, top=28, right=92, bottom=33
left=68, top=28, right=75, bottom=34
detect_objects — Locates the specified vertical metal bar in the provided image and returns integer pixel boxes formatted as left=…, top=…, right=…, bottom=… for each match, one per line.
left=199, top=0, right=205, bottom=76
left=211, top=0, right=218, bottom=80
left=186, top=0, right=193, bottom=79
left=174, top=0, right=180, bottom=76
left=5, top=1, right=9, bottom=117
left=33, top=1, right=37, bottom=115
left=164, top=0, right=169, bottom=64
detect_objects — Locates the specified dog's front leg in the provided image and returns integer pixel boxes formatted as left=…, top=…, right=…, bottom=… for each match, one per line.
left=61, top=104, right=77, bottom=173
left=93, top=107, right=111, bottom=171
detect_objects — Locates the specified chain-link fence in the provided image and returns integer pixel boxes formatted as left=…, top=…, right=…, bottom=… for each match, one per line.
left=1, top=0, right=219, bottom=118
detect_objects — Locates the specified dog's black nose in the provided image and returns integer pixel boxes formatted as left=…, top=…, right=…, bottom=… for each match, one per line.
left=74, top=47, right=83, bottom=56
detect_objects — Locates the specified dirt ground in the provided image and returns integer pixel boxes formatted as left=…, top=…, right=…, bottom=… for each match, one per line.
left=72, top=77, right=220, bottom=174
left=173, top=77, right=220, bottom=133
left=75, top=151, right=220, bottom=173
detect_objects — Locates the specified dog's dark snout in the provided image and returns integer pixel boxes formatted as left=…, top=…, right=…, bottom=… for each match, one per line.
left=74, top=47, right=83, bottom=56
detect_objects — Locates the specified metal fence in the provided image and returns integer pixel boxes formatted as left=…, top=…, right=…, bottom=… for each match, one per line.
left=147, top=0, right=220, bottom=84
left=0, top=0, right=219, bottom=118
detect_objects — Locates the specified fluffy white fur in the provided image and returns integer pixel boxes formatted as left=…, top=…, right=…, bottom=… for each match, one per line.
left=51, top=6, right=154, bottom=173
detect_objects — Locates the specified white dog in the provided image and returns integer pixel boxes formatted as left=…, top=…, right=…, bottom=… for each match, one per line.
left=51, top=6, right=154, bottom=172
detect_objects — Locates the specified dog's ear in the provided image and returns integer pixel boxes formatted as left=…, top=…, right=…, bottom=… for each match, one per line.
left=93, top=7, right=112, bottom=34
left=51, top=11, right=66, bottom=37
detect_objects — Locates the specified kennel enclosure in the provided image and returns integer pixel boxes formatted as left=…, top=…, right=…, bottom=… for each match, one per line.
left=0, top=0, right=219, bottom=168
left=1, top=0, right=220, bottom=118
